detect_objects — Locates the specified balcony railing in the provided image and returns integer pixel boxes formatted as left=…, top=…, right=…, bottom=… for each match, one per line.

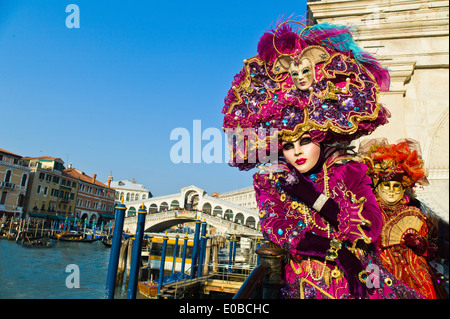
left=0, top=182, right=16, bottom=190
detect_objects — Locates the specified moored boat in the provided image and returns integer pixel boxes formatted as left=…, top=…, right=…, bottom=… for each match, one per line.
left=138, top=280, right=158, bottom=298
left=101, top=238, right=112, bottom=247
left=50, top=235, right=100, bottom=243
left=17, top=239, right=57, bottom=248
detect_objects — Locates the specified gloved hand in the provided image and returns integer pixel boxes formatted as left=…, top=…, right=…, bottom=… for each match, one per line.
left=296, top=233, right=367, bottom=299
left=334, top=247, right=367, bottom=299
left=403, top=233, right=429, bottom=256
left=278, top=163, right=340, bottom=229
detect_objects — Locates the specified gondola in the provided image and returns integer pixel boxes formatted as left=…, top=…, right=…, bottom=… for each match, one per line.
left=50, top=235, right=100, bottom=243
left=17, top=239, right=57, bottom=248
left=101, top=238, right=112, bottom=247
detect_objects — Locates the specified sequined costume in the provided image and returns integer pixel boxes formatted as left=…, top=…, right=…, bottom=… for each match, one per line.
left=359, top=138, right=440, bottom=299
left=254, top=156, right=423, bottom=299
left=377, top=201, right=437, bottom=299
left=221, top=20, right=424, bottom=299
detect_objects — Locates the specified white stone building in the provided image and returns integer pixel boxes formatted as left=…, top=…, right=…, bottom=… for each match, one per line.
left=307, top=0, right=449, bottom=222
left=110, top=177, right=152, bottom=203
left=211, top=186, right=258, bottom=210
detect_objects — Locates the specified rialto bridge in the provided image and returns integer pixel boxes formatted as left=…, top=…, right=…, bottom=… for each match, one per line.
left=122, top=185, right=262, bottom=237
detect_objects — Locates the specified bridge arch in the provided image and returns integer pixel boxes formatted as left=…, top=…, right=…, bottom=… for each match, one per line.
left=149, top=203, right=158, bottom=214
left=212, top=205, right=223, bottom=217
left=122, top=185, right=261, bottom=234
left=246, top=216, right=256, bottom=228
left=170, top=200, right=180, bottom=209
left=202, top=202, right=212, bottom=214
left=235, top=213, right=245, bottom=225
left=224, top=209, right=233, bottom=221
left=127, top=207, right=136, bottom=217
left=160, top=202, right=169, bottom=211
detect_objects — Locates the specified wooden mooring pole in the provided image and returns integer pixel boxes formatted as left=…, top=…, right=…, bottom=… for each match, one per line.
left=104, top=200, right=126, bottom=299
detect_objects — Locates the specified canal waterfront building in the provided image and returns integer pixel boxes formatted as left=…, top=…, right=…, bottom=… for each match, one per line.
left=0, top=148, right=31, bottom=217
left=63, top=166, right=116, bottom=224
left=110, top=177, right=153, bottom=206
left=211, top=186, right=257, bottom=210
left=22, top=156, right=73, bottom=219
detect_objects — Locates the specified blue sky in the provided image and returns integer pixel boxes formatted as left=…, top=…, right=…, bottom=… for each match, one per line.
left=0, top=0, right=307, bottom=196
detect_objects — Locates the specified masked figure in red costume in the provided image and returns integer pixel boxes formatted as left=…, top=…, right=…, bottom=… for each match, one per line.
left=359, top=138, right=446, bottom=299
left=222, top=20, right=423, bottom=299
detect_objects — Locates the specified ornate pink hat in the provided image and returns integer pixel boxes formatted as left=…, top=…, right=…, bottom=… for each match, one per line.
left=222, top=21, right=391, bottom=170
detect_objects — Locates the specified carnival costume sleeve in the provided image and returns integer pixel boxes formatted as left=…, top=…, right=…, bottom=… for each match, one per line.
left=253, top=170, right=368, bottom=298
left=278, top=163, right=341, bottom=229
left=336, top=161, right=383, bottom=245
left=277, top=161, right=382, bottom=245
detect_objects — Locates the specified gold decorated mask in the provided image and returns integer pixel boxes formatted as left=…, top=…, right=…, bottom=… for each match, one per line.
left=376, top=181, right=405, bottom=206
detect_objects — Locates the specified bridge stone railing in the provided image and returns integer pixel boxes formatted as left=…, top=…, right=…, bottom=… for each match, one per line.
left=123, top=210, right=261, bottom=237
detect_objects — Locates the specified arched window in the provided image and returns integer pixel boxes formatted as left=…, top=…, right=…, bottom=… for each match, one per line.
left=224, top=209, right=233, bottom=221
left=212, top=206, right=223, bottom=217
left=160, top=202, right=169, bottom=211
left=170, top=200, right=180, bottom=209
left=4, top=170, right=11, bottom=183
left=202, top=203, right=212, bottom=214
left=235, top=213, right=244, bottom=225
left=149, top=204, right=158, bottom=214
left=127, top=207, right=136, bottom=217
left=21, top=174, right=27, bottom=187
left=246, top=216, right=256, bottom=228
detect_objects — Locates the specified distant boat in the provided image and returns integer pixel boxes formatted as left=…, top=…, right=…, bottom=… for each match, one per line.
left=50, top=235, right=100, bottom=243
left=17, top=239, right=57, bottom=248
left=101, top=238, right=112, bottom=247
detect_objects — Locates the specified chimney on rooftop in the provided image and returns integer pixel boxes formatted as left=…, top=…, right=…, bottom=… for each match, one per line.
left=132, top=178, right=136, bottom=184
left=92, top=174, right=97, bottom=184
left=107, top=172, right=113, bottom=188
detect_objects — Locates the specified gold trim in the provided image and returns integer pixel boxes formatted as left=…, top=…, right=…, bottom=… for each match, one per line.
left=299, top=277, right=336, bottom=299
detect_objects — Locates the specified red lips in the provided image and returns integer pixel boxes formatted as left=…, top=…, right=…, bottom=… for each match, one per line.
left=295, top=158, right=306, bottom=165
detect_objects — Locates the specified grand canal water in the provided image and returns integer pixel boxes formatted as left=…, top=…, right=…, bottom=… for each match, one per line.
left=0, top=238, right=124, bottom=299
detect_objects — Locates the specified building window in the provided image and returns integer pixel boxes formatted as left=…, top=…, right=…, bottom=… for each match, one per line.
left=0, top=191, right=7, bottom=205
left=21, top=174, right=27, bottom=187
left=37, top=185, right=41, bottom=194
left=4, top=170, right=11, bottom=183
left=18, top=194, right=25, bottom=207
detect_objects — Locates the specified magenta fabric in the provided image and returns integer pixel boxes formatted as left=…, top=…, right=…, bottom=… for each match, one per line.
left=253, top=159, right=424, bottom=299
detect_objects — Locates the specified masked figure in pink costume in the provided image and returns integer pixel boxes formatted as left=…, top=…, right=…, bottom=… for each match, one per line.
left=222, top=20, right=423, bottom=299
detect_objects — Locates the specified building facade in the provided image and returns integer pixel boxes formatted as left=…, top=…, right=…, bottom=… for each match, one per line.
left=63, top=167, right=116, bottom=224
left=211, top=186, right=258, bottom=210
left=23, top=156, right=78, bottom=219
left=0, top=148, right=31, bottom=217
left=110, top=177, right=152, bottom=203
left=307, top=0, right=449, bottom=222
